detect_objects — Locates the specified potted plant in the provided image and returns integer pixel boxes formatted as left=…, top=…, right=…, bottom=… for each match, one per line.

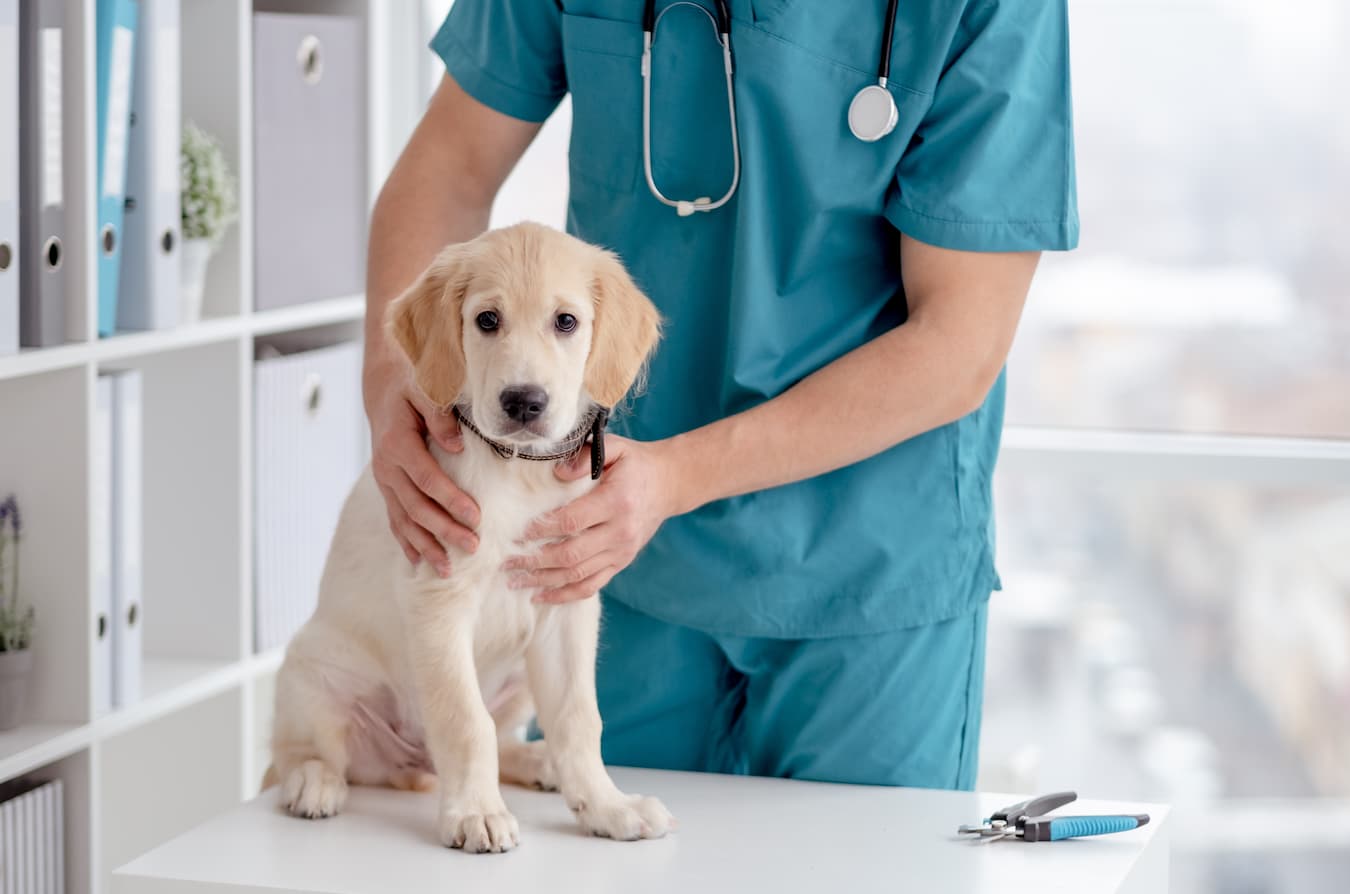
left=179, top=121, right=239, bottom=324
left=0, top=494, right=35, bottom=731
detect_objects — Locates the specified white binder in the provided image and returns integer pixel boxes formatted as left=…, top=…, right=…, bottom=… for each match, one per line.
left=110, top=369, right=144, bottom=707
left=118, top=0, right=180, bottom=332
left=0, top=0, right=18, bottom=355
left=18, top=0, right=67, bottom=347
left=93, top=374, right=116, bottom=717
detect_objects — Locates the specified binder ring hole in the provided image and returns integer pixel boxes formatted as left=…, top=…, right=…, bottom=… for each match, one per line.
left=298, top=35, right=324, bottom=85
left=43, top=237, right=63, bottom=271
left=101, top=224, right=118, bottom=257
left=0, top=242, right=11, bottom=271
left=161, top=229, right=176, bottom=255
left=127, top=603, right=139, bottom=627
left=303, top=373, right=323, bottom=413
left=97, top=614, right=108, bottom=639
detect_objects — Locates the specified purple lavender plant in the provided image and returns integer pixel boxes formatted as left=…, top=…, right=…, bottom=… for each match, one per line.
left=0, top=494, right=34, bottom=652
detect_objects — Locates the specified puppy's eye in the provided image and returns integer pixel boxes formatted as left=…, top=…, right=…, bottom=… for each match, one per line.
left=555, top=313, right=577, bottom=334
left=476, top=311, right=499, bottom=332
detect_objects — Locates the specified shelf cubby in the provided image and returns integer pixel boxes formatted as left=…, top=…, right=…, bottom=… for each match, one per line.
left=0, top=366, right=92, bottom=728
left=101, top=340, right=247, bottom=669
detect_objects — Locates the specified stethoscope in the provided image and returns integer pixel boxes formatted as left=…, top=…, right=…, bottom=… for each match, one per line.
left=641, top=0, right=902, bottom=216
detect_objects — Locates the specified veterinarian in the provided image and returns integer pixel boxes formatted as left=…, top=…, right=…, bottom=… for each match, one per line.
left=363, top=0, right=1076, bottom=790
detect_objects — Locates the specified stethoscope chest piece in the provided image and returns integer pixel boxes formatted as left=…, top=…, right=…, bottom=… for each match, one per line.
left=848, top=83, right=898, bottom=143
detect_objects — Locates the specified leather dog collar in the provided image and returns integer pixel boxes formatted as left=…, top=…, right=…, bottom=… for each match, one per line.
left=451, top=404, right=610, bottom=481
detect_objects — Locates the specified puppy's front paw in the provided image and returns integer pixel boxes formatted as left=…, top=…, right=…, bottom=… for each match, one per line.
left=574, top=793, right=674, bottom=841
left=440, top=806, right=520, bottom=853
left=282, top=759, right=348, bottom=819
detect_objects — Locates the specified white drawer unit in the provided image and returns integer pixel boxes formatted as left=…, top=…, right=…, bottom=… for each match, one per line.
left=253, top=338, right=365, bottom=654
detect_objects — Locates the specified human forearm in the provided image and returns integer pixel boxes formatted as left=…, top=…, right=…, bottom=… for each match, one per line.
left=660, top=241, right=1039, bottom=515
left=659, top=322, right=982, bottom=512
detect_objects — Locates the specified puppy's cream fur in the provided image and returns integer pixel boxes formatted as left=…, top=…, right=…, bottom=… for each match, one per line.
left=268, top=224, right=666, bottom=853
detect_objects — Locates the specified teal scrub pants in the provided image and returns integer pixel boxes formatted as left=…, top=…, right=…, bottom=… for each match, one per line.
left=595, top=596, right=989, bottom=790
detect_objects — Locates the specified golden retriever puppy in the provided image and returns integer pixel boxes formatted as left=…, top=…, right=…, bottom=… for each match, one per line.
left=268, top=223, right=669, bottom=853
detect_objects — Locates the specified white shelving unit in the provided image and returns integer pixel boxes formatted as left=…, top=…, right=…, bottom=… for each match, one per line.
left=0, top=2, right=419, bottom=890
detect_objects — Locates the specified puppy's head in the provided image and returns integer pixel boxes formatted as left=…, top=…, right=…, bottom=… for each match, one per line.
left=387, top=223, right=660, bottom=446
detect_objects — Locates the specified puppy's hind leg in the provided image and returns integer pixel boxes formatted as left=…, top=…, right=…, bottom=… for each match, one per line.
left=492, top=683, right=558, bottom=792
left=271, top=657, right=352, bottom=819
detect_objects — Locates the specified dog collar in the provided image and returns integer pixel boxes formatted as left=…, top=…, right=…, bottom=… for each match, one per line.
left=451, top=404, right=610, bottom=481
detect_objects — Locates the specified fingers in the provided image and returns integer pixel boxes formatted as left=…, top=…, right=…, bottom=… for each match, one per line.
left=553, top=449, right=591, bottom=482
left=554, top=434, right=632, bottom=482
left=378, top=483, right=450, bottom=576
left=522, top=491, right=610, bottom=541
left=506, top=535, right=620, bottom=592
left=378, top=491, right=418, bottom=567
left=371, top=413, right=479, bottom=574
left=415, top=395, right=464, bottom=454
left=505, top=525, right=610, bottom=572
left=403, top=441, right=481, bottom=529
left=533, top=566, right=618, bottom=605
left=395, top=468, right=480, bottom=557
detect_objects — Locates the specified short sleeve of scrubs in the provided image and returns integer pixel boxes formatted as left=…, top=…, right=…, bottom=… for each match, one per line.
left=885, top=0, right=1079, bottom=251
left=429, top=0, right=566, bottom=123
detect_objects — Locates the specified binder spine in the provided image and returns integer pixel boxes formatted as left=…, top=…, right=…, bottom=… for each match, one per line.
left=110, top=368, right=144, bottom=707
left=95, top=0, right=139, bottom=337
left=93, top=374, right=116, bottom=717
left=119, top=0, right=181, bottom=332
left=0, top=0, right=18, bottom=355
left=18, top=0, right=67, bottom=348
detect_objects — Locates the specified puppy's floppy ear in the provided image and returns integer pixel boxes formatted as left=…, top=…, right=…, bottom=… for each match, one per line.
left=385, top=244, right=473, bottom=409
left=585, top=250, right=662, bottom=407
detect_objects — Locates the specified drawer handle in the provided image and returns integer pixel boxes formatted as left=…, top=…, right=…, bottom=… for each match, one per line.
left=0, top=241, right=12, bottom=272
left=303, top=372, right=323, bottom=413
left=298, top=34, right=324, bottom=85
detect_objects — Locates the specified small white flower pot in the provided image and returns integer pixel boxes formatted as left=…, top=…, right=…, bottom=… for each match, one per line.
left=0, top=648, right=33, bottom=731
left=180, top=238, right=214, bottom=324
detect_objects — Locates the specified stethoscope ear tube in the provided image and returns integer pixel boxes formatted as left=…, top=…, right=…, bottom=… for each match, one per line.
left=641, top=1, right=740, bottom=216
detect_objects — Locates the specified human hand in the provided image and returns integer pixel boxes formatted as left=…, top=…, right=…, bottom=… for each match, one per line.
left=503, top=436, right=684, bottom=604
left=367, top=368, right=480, bottom=576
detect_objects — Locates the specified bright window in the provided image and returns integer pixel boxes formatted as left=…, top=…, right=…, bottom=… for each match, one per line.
left=1010, top=0, right=1350, bottom=438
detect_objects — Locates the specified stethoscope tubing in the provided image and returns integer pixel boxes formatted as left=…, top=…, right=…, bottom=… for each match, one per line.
left=639, top=0, right=899, bottom=211
left=641, top=1, right=740, bottom=215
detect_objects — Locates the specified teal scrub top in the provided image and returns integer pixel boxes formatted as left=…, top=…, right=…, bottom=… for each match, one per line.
left=432, top=0, right=1079, bottom=639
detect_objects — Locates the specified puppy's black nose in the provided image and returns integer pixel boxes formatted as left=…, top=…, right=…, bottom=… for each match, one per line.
left=500, top=385, right=549, bottom=423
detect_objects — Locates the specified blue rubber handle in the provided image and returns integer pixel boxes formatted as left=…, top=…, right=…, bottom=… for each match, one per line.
left=1046, top=815, right=1144, bottom=841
